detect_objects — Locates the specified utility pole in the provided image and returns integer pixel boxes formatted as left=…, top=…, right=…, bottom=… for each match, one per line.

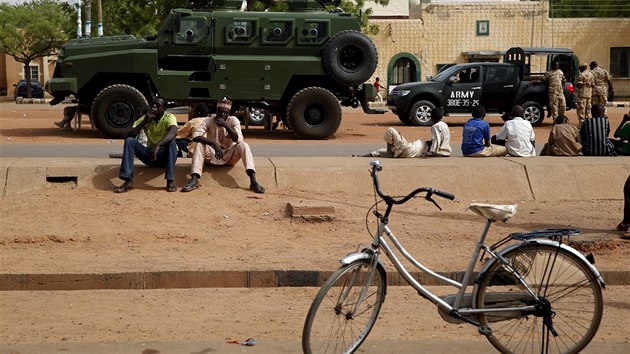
left=85, top=0, right=91, bottom=38
left=75, top=0, right=82, bottom=38
left=97, top=0, right=103, bottom=37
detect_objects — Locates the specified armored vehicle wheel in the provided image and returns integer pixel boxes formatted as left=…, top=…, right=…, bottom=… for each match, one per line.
left=91, top=84, right=148, bottom=138
left=409, top=100, right=435, bottom=126
left=323, top=30, right=378, bottom=86
left=522, top=101, right=544, bottom=126
left=287, top=87, right=342, bottom=139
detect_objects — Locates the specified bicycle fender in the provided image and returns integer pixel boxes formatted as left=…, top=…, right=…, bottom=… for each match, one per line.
left=475, top=241, right=605, bottom=289
left=340, top=251, right=385, bottom=269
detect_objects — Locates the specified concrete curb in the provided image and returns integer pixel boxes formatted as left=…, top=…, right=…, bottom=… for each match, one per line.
left=2, top=156, right=629, bottom=201
left=2, top=157, right=629, bottom=292
left=1, top=269, right=628, bottom=291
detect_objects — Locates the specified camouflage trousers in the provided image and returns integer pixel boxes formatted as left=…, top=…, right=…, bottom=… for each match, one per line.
left=576, top=96, right=592, bottom=126
left=548, top=90, right=566, bottom=119
left=592, top=86, right=607, bottom=106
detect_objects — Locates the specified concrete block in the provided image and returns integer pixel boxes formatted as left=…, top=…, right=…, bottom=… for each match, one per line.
left=4, top=160, right=46, bottom=196
left=287, top=201, right=336, bottom=217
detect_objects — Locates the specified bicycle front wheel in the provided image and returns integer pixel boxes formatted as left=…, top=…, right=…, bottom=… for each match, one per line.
left=475, top=243, right=603, bottom=354
left=302, top=259, right=387, bottom=354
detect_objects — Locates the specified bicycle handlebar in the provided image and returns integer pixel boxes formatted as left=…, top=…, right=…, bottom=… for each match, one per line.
left=369, top=160, right=456, bottom=205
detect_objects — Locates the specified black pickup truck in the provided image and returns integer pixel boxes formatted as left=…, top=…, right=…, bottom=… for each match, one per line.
left=387, top=61, right=575, bottom=127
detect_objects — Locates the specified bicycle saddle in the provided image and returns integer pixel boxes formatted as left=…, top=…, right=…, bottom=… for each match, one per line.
left=467, top=203, right=517, bottom=222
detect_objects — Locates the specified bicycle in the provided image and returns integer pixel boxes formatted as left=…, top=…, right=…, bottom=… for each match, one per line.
left=302, top=160, right=604, bottom=354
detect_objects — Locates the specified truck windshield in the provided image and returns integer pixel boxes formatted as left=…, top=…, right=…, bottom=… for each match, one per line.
left=431, top=65, right=462, bottom=82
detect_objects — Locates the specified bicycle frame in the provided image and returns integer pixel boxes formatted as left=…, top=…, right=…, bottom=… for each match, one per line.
left=340, top=161, right=594, bottom=327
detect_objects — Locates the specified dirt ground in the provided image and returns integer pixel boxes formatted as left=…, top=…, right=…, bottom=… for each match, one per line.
left=1, top=101, right=629, bottom=349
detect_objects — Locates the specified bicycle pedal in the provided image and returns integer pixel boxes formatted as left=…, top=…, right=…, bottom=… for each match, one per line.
left=478, top=326, right=492, bottom=335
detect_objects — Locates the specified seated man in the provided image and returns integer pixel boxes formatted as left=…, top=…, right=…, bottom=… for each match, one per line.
left=176, top=103, right=210, bottom=157
left=114, top=97, right=178, bottom=193
left=181, top=98, right=265, bottom=193
left=580, top=104, right=616, bottom=156
left=426, top=107, right=451, bottom=157
left=461, top=105, right=507, bottom=157
left=612, top=111, right=630, bottom=156
left=355, top=127, right=428, bottom=158
left=540, top=115, right=582, bottom=156
left=493, top=105, right=536, bottom=157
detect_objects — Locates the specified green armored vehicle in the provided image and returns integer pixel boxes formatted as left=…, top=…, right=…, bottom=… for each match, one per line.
left=46, top=0, right=378, bottom=139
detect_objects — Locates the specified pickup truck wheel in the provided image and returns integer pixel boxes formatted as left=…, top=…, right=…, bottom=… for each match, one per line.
left=522, top=101, right=544, bottom=126
left=397, top=114, right=413, bottom=125
left=287, top=87, right=342, bottom=139
left=91, top=84, right=148, bottom=138
left=409, top=101, right=435, bottom=126
left=323, top=30, right=378, bottom=86
left=246, top=107, right=267, bottom=126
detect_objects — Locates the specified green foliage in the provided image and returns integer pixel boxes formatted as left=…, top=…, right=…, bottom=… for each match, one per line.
left=339, top=0, right=389, bottom=35
left=0, top=0, right=69, bottom=96
left=550, top=0, right=630, bottom=18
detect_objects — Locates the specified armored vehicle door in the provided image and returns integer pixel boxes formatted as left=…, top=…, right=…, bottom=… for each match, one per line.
left=482, top=65, right=518, bottom=111
left=157, top=10, right=215, bottom=100
left=442, top=66, right=482, bottom=113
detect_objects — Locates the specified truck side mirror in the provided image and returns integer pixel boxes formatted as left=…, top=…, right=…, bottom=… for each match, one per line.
left=448, top=76, right=458, bottom=85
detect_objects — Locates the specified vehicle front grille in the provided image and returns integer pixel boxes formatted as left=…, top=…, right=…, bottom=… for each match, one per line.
left=390, top=89, right=399, bottom=96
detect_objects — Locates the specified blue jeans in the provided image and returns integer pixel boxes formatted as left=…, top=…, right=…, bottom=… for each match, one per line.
left=118, top=137, right=178, bottom=181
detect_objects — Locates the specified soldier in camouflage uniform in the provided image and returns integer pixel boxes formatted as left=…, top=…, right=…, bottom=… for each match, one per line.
left=590, top=61, right=613, bottom=106
left=576, top=63, right=594, bottom=128
left=543, top=61, right=566, bottom=120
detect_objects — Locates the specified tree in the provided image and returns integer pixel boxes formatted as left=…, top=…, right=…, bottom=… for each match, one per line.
left=550, top=0, right=630, bottom=18
left=339, top=0, right=390, bottom=35
left=0, top=0, right=69, bottom=98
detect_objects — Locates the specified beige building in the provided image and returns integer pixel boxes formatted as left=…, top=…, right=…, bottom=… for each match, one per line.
left=369, top=1, right=630, bottom=98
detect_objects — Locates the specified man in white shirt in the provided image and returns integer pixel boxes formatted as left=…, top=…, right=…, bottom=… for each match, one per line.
left=426, top=107, right=451, bottom=157
left=494, top=105, right=536, bottom=157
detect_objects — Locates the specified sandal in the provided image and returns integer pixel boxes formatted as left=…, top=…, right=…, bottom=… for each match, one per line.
left=113, top=181, right=133, bottom=193
left=616, top=221, right=629, bottom=232
left=181, top=179, right=199, bottom=193
left=250, top=182, right=265, bottom=194
left=166, top=181, right=177, bottom=193
left=621, top=230, right=630, bottom=240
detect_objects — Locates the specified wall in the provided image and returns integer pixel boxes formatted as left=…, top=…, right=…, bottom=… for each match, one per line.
left=369, top=2, right=630, bottom=98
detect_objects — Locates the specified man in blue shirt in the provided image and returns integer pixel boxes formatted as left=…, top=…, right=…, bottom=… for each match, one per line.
left=461, top=105, right=507, bottom=157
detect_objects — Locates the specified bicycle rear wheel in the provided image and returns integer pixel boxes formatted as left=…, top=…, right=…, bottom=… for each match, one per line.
left=302, top=259, right=386, bottom=354
left=475, top=243, right=603, bottom=354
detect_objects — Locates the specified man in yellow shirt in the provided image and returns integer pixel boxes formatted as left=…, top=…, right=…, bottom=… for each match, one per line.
left=114, top=97, right=179, bottom=193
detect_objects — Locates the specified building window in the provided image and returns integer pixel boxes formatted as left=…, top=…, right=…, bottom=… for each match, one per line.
left=29, top=65, right=39, bottom=81
left=610, top=47, right=629, bottom=78
left=476, top=20, right=489, bottom=36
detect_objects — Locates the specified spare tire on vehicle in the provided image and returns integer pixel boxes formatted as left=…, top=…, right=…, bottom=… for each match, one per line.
left=322, top=30, right=378, bottom=86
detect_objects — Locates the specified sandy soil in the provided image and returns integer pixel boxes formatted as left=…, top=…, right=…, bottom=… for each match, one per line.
left=1, top=101, right=629, bottom=349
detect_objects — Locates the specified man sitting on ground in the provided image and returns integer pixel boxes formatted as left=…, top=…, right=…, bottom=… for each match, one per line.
left=612, top=111, right=630, bottom=156
left=493, top=105, right=536, bottom=157
left=461, top=105, right=507, bottom=157
left=426, top=107, right=451, bottom=157
left=181, top=98, right=265, bottom=193
left=113, top=97, right=178, bottom=193
left=580, top=104, right=616, bottom=156
left=176, top=103, right=210, bottom=157
left=540, top=115, right=582, bottom=156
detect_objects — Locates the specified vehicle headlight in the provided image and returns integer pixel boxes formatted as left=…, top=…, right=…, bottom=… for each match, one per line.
left=400, top=90, right=411, bottom=96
